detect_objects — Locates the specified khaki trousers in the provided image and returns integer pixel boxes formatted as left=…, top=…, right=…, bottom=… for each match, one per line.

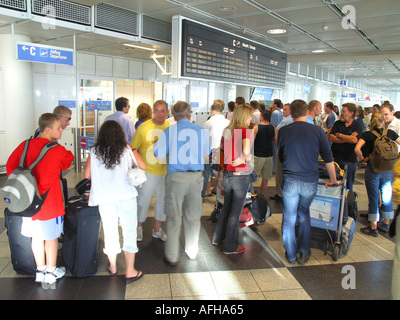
left=164, top=171, right=204, bottom=262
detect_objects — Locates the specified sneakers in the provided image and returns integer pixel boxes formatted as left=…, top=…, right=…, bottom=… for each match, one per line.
left=44, top=266, right=66, bottom=284
left=152, top=227, right=167, bottom=241
left=137, top=226, right=167, bottom=241
left=360, top=225, right=378, bottom=237
left=36, top=267, right=66, bottom=284
left=35, top=269, right=46, bottom=283
left=377, top=222, right=390, bottom=233
left=223, top=246, right=245, bottom=255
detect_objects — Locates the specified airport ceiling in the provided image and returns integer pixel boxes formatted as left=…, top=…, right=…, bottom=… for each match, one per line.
left=0, top=0, right=399, bottom=91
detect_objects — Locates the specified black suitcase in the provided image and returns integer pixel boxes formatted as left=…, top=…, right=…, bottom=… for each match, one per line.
left=62, top=196, right=101, bottom=277
left=4, top=209, right=36, bottom=275
left=249, top=194, right=271, bottom=225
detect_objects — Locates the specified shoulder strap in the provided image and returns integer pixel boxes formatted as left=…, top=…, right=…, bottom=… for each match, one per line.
left=28, top=141, right=58, bottom=170
left=129, top=147, right=139, bottom=168
left=383, top=129, right=388, bottom=136
left=371, top=130, right=382, bottom=139
left=19, top=139, right=31, bottom=168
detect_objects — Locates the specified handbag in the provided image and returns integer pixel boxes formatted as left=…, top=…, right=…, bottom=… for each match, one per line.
left=128, top=149, right=147, bottom=187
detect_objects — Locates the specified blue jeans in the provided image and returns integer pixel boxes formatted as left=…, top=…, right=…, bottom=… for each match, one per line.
left=281, top=176, right=318, bottom=262
left=364, top=165, right=394, bottom=222
left=336, top=160, right=357, bottom=191
left=201, top=164, right=213, bottom=198
left=212, top=171, right=250, bottom=253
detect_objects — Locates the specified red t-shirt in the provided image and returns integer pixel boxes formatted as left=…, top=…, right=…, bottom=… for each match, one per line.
left=6, top=138, right=74, bottom=221
left=223, top=127, right=251, bottom=172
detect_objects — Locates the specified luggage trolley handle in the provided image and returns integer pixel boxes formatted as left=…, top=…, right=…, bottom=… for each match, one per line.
left=336, top=164, right=348, bottom=245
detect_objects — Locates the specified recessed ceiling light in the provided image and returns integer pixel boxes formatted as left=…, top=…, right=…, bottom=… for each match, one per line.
left=312, top=49, right=326, bottom=53
left=267, top=29, right=287, bottom=34
left=123, top=44, right=156, bottom=51
left=219, top=6, right=236, bottom=11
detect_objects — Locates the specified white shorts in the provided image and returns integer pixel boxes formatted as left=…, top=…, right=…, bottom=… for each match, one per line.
left=21, top=216, right=64, bottom=240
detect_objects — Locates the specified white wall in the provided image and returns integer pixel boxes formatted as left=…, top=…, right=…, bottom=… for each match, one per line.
left=0, top=67, right=5, bottom=166
left=0, top=34, right=34, bottom=163
left=116, top=79, right=156, bottom=123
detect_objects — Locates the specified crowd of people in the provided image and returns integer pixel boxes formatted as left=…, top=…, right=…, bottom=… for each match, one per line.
left=5, top=96, right=400, bottom=299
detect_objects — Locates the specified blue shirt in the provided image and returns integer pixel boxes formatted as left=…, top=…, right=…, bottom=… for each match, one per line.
left=277, top=115, right=293, bottom=131
left=154, top=119, right=210, bottom=173
left=271, top=109, right=283, bottom=127
left=104, top=111, right=135, bottom=144
left=278, top=121, right=333, bottom=183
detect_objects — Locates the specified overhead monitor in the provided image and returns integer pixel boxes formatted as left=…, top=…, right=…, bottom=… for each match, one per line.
left=172, top=15, right=287, bottom=89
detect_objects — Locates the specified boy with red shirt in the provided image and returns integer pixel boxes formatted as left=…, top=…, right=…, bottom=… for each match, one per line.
left=6, top=113, right=74, bottom=284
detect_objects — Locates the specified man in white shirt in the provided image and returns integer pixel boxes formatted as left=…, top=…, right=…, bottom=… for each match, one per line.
left=202, top=99, right=230, bottom=199
left=380, top=103, right=400, bottom=147
left=250, top=100, right=261, bottom=128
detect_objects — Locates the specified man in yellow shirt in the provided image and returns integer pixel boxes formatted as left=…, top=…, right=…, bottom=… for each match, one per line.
left=131, top=100, right=170, bottom=241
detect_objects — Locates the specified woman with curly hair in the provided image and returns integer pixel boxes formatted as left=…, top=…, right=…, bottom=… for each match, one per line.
left=135, top=102, right=152, bottom=129
left=84, top=120, right=146, bottom=283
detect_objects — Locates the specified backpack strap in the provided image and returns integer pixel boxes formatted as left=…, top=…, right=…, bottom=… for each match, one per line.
left=383, top=129, right=389, bottom=137
left=371, top=130, right=382, bottom=139
left=18, top=139, right=31, bottom=168
left=28, top=141, right=59, bottom=170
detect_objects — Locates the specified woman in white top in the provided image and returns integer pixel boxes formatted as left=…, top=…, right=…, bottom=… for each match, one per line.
left=84, top=120, right=146, bottom=283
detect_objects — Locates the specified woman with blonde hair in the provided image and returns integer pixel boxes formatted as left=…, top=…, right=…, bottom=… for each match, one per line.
left=212, top=105, right=253, bottom=254
left=135, top=103, right=152, bottom=129
left=355, top=112, right=400, bottom=237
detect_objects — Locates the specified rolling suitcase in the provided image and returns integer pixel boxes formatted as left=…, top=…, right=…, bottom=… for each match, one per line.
left=62, top=196, right=101, bottom=277
left=4, top=208, right=36, bottom=275
left=249, top=194, right=271, bottom=225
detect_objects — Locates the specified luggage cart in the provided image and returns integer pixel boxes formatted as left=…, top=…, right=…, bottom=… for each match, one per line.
left=310, top=164, right=355, bottom=261
left=210, top=166, right=270, bottom=226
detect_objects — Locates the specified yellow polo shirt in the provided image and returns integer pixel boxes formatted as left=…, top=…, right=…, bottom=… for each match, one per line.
left=130, top=119, right=170, bottom=175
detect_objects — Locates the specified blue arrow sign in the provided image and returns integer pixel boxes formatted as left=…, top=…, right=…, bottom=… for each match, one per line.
left=17, top=42, right=74, bottom=66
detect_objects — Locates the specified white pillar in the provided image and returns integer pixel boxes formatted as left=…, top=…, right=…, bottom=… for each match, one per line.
left=308, top=83, right=322, bottom=102
left=236, top=85, right=251, bottom=102
left=0, top=34, right=33, bottom=158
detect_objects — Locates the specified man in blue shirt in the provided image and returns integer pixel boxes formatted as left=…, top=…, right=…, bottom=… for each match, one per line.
left=155, top=101, right=210, bottom=265
left=104, top=97, right=135, bottom=144
left=278, top=99, right=338, bottom=265
left=321, top=101, right=338, bottom=135
left=271, top=99, right=284, bottom=173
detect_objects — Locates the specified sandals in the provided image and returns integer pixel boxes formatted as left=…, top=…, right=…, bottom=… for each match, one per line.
left=126, top=271, right=144, bottom=284
left=106, top=266, right=118, bottom=275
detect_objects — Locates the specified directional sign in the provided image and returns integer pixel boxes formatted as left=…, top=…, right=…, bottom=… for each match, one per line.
left=17, top=42, right=74, bottom=66
left=79, top=136, right=95, bottom=151
left=88, top=100, right=112, bottom=111
left=58, top=100, right=76, bottom=109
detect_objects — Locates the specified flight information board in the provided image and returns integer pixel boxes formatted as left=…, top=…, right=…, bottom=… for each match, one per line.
left=172, top=16, right=287, bottom=88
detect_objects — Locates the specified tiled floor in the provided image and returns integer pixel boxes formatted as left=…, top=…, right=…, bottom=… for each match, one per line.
left=0, top=167, right=396, bottom=301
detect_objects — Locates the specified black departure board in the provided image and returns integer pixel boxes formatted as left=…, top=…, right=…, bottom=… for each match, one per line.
left=174, top=17, right=287, bottom=88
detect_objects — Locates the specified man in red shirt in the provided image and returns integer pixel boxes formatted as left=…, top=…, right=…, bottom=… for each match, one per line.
left=6, top=113, right=74, bottom=284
